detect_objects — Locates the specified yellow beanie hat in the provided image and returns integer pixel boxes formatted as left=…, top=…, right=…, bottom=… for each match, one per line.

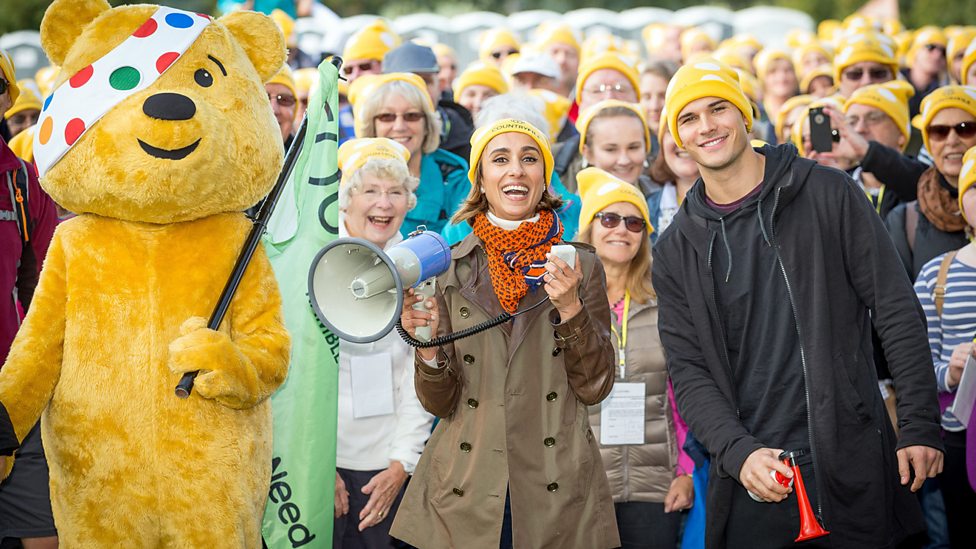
left=33, top=65, right=59, bottom=98
left=293, top=67, right=319, bottom=95
left=469, top=118, right=553, bottom=185
left=680, top=28, right=717, bottom=61
left=343, top=20, right=400, bottom=63
left=270, top=9, right=295, bottom=47
left=754, top=48, right=792, bottom=81
left=5, top=80, right=42, bottom=119
left=0, top=50, right=19, bottom=104
left=906, top=26, right=949, bottom=69
left=665, top=58, right=754, bottom=148
left=843, top=80, right=915, bottom=147
left=529, top=89, right=572, bottom=141
left=575, top=99, right=650, bottom=153
left=576, top=167, right=652, bottom=234
left=912, top=85, right=976, bottom=153
left=734, top=68, right=761, bottom=104
left=949, top=29, right=976, bottom=81
left=337, top=137, right=411, bottom=186
left=712, top=48, right=753, bottom=74
left=453, top=62, right=508, bottom=101
left=819, top=20, right=843, bottom=43
left=479, top=29, right=520, bottom=63
left=575, top=52, right=640, bottom=105
left=8, top=125, right=34, bottom=163
left=962, top=41, right=976, bottom=85
left=348, top=72, right=433, bottom=110
left=800, top=65, right=835, bottom=94
left=793, top=42, right=833, bottom=75
left=534, top=22, right=580, bottom=53
left=266, top=64, right=298, bottom=120
left=958, top=146, right=976, bottom=222
left=786, top=29, right=818, bottom=50
left=832, top=33, right=898, bottom=84
left=774, top=94, right=813, bottom=141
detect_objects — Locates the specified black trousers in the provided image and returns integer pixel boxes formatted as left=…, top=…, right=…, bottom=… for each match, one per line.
left=615, top=501, right=681, bottom=549
left=333, top=468, right=406, bottom=549
left=941, top=431, right=976, bottom=548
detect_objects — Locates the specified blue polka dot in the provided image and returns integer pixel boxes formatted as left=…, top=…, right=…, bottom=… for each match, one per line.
left=165, top=13, right=194, bottom=28
left=42, top=94, right=53, bottom=112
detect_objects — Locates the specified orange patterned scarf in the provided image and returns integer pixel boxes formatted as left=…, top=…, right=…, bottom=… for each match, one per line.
left=472, top=210, right=563, bottom=314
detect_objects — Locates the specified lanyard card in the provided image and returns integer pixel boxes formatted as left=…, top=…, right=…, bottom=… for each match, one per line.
left=600, top=382, right=645, bottom=445
left=350, top=352, right=395, bottom=419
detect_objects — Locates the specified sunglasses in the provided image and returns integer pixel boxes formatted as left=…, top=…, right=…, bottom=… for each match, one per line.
left=583, top=82, right=633, bottom=96
left=490, top=49, right=518, bottom=59
left=374, top=111, right=425, bottom=124
left=268, top=93, right=296, bottom=108
left=0, top=79, right=7, bottom=95
left=842, top=67, right=891, bottom=82
left=926, top=121, right=976, bottom=141
left=924, top=44, right=947, bottom=54
left=342, top=60, right=378, bottom=76
left=595, top=211, right=646, bottom=233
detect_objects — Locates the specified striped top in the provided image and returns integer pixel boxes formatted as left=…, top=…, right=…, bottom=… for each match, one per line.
left=914, top=252, right=976, bottom=399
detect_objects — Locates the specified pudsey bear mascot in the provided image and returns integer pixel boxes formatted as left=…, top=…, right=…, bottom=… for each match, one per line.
left=0, top=0, right=291, bottom=546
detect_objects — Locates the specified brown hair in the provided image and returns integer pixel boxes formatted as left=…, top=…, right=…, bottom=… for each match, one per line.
left=452, top=168, right=563, bottom=225
left=648, top=146, right=677, bottom=184
left=575, top=219, right=655, bottom=304
left=583, top=106, right=648, bottom=152
left=640, top=59, right=678, bottom=82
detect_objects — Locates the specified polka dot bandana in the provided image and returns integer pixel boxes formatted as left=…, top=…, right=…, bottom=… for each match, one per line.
left=33, top=6, right=212, bottom=178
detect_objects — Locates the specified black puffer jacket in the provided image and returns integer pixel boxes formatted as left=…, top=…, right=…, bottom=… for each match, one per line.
left=653, top=144, right=943, bottom=548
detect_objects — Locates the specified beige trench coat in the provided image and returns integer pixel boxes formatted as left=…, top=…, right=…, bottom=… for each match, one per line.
left=390, top=234, right=620, bottom=549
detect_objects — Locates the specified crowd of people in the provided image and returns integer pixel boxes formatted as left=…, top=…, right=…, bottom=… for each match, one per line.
left=3, top=3, right=976, bottom=548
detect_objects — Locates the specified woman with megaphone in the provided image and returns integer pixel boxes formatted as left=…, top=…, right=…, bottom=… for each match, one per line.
left=332, top=138, right=434, bottom=548
left=390, top=119, right=619, bottom=548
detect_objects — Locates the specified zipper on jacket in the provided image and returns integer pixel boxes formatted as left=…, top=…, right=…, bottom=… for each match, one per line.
left=706, top=228, right=740, bottom=419
left=768, top=186, right=826, bottom=523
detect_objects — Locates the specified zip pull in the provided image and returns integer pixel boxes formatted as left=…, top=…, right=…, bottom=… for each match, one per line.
left=13, top=186, right=29, bottom=242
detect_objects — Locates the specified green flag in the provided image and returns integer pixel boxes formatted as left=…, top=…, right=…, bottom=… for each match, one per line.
left=261, top=59, right=341, bottom=549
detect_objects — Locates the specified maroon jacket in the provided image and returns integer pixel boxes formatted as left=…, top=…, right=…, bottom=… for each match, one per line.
left=0, top=137, right=57, bottom=364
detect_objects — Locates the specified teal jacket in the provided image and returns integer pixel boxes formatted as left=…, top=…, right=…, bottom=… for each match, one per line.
left=401, top=149, right=470, bottom=238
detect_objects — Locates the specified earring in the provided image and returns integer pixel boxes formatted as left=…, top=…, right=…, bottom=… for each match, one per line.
left=480, top=186, right=485, bottom=193
left=643, top=158, right=650, bottom=168
left=581, top=158, right=589, bottom=168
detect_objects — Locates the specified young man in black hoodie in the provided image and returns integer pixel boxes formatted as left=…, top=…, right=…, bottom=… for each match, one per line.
left=652, top=59, right=945, bottom=548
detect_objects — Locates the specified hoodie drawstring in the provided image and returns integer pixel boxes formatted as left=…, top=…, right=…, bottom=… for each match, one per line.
left=719, top=217, right=733, bottom=283
left=757, top=198, right=771, bottom=247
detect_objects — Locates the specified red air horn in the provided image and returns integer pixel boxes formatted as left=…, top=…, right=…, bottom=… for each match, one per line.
left=776, top=450, right=830, bottom=542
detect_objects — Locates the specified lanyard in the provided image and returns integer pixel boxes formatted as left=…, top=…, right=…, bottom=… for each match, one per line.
left=609, top=291, right=631, bottom=379
left=864, top=185, right=885, bottom=215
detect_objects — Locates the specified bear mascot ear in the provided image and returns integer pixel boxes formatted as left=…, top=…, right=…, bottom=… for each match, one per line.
left=40, top=0, right=111, bottom=67
left=220, top=11, right=287, bottom=83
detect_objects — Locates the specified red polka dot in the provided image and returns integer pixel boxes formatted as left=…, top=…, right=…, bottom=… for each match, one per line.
left=69, top=65, right=93, bottom=88
left=65, top=118, right=86, bottom=145
left=132, top=18, right=158, bottom=38
left=156, top=52, right=180, bottom=74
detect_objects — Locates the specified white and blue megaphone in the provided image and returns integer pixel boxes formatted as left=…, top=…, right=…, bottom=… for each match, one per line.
left=308, top=228, right=452, bottom=343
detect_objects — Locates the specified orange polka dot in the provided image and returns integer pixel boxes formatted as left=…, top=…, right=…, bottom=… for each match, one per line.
left=39, top=117, right=53, bottom=145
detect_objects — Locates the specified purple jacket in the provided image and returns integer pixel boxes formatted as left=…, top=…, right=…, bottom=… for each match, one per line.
left=0, top=138, right=57, bottom=364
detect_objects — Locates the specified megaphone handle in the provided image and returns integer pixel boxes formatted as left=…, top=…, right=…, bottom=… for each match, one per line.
left=412, top=278, right=437, bottom=342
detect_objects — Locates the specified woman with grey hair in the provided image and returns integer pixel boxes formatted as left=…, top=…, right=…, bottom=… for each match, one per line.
left=351, top=73, right=470, bottom=236
left=441, top=93, right=582, bottom=244
left=333, top=138, right=434, bottom=549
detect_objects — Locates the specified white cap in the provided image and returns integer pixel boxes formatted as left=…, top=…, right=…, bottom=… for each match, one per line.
left=510, top=53, right=561, bottom=80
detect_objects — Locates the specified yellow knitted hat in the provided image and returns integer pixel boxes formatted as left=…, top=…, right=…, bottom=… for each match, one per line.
left=534, top=22, right=580, bottom=53
left=843, top=80, right=915, bottom=147
left=293, top=67, right=319, bottom=95
left=962, top=41, right=976, bottom=85
left=7, top=125, right=34, bottom=163
left=711, top=47, right=753, bottom=74
left=575, top=99, right=650, bottom=153
left=576, top=167, right=652, bottom=234
left=774, top=94, right=813, bottom=141
left=0, top=50, right=19, bottom=104
left=469, top=118, right=553, bottom=185
left=799, top=65, right=835, bottom=94
left=912, top=85, right=976, bottom=153
left=786, top=29, right=818, bottom=50
left=5, top=80, right=41, bottom=118
left=665, top=58, right=753, bottom=148
left=792, top=43, right=833, bottom=76
left=337, top=137, right=411, bottom=186
left=754, top=48, right=792, bottom=81
left=342, top=20, right=400, bottom=63
left=270, top=9, right=296, bottom=47
left=680, top=28, right=716, bottom=61
left=832, top=33, right=898, bottom=84
left=575, top=51, right=640, bottom=104
left=905, top=26, right=948, bottom=69
left=734, top=69, right=761, bottom=104
left=33, top=65, right=59, bottom=98
left=529, top=88, right=572, bottom=141
left=479, top=29, right=520, bottom=63
left=958, top=146, right=976, bottom=222
left=347, top=72, right=433, bottom=110
left=266, top=64, right=298, bottom=120
left=949, top=29, right=976, bottom=81
left=454, top=62, right=508, bottom=101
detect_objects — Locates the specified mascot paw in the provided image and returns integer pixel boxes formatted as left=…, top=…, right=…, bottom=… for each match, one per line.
left=0, top=455, right=12, bottom=480
left=167, top=317, right=259, bottom=409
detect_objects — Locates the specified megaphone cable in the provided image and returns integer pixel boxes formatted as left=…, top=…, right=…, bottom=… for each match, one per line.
left=395, top=296, right=552, bottom=348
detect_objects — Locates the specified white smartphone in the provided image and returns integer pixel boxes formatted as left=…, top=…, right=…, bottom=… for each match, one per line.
left=550, top=244, right=577, bottom=268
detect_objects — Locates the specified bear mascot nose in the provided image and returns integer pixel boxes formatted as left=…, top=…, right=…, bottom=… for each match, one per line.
left=143, top=92, right=196, bottom=120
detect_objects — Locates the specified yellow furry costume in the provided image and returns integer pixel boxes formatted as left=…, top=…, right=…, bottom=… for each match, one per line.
left=0, top=1, right=291, bottom=546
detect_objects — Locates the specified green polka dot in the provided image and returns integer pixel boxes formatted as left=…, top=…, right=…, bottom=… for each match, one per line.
left=109, top=66, right=141, bottom=91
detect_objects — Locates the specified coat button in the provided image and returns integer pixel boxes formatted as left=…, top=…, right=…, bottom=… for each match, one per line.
left=544, top=437, right=556, bottom=447
left=552, top=346, right=561, bottom=356
left=546, top=392, right=558, bottom=402
left=459, top=307, right=470, bottom=318
left=453, top=487, right=464, bottom=497
left=460, top=442, right=472, bottom=452
left=463, top=354, right=475, bottom=364
left=467, top=398, right=479, bottom=408
left=547, top=482, right=559, bottom=492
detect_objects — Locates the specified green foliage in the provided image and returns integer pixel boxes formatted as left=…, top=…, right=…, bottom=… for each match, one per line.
left=0, top=0, right=50, bottom=35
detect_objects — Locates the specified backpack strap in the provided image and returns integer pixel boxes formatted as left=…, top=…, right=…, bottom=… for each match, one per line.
left=4, top=159, right=31, bottom=245
left=905, top=201, right=918, bottom=254
left=934, top=250, right=957, bottom=317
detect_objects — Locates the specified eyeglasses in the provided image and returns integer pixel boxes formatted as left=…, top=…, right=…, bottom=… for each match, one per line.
left=374, top=111, right=425, bottom=124
left=583, top=82, right=634, bottom=97
left=926, top=121, right=976, bottom=142
left=268, top=93, right=296, bottom=108
left=595, top=211, right=646, bottom=233
left=846, top=111, right=890, bottom=127
left=924, top=44, right=947, bottom=54
left=842, top=67, right=891, bottom=82
left=0, top=79, right=7, bottom=95
left=355, top=185, right=409, bottom=203
left=342, top=60, right=378, bottom=76
left=490, top=49, right=518, bottom=59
